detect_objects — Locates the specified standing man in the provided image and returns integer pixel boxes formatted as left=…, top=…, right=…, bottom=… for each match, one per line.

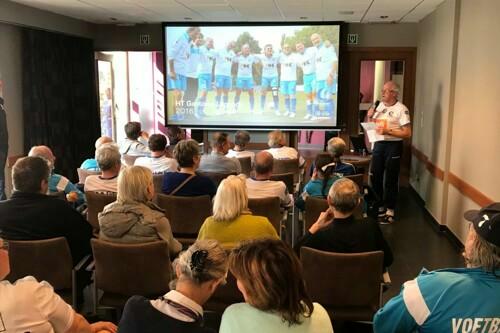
left=233, top=44, right=258, bottom=114
left=195, top=37, right=216, bottom=118
left=168, top=26, right=200, bottom=121
left=258, top=44, right=280, bottom=114
left=184, top=35, right=204, bottom=118
left=367, top=81, right=411, bottom=224
left=0, top=75, right=8, bottom=200
left=311, top=33, right=338, bottom=119
left=279, top=43, right=298, bottom=118
left=214, top=41, right=236, bottom=114
left=296, top=42, right=317, bottom=120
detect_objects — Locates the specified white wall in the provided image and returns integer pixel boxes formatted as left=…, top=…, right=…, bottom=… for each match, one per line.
left=412, top=0, right=499, bottom=243
left=0, top=23, right=23, bottom=196
left=411, top=0, right=457, bottom=223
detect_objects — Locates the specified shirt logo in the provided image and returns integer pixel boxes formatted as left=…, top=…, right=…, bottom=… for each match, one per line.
left=225, top=57, right=232, bottom=62
left=242, top=64, right=250, bottom=69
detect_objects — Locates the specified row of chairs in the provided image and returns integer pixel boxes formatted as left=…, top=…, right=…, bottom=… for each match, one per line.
left=6, top=237, right=383, bottom=322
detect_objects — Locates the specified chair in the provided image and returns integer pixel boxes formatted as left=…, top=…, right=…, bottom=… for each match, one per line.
left=248, top=197, right=282, bottom=236
left=77, top=168, right=100, bottom=184
left=304, top=196, right=329, bottom=233
left=86, top=191, right=117, bottom=233
left=204, top=271, right=244, bottom=313
left=91, top=239, right=172, bottom=312
left=272, top=158, right=300, bottom=183
left=196, top=171, right=236, bottom=187
left=6, top=237, right=87, bottom=309
left=270, top=172, right=295, bottom=195
left=154, top=194, right=212, bottom=245
left=122, top=154, right=138, bottom=167
left=237, top=156, right=252, bottom=177
left=49, top=191, right=67, bottom=201
left=300, top=247, right=384, bottom=322
left=345, top=174, right=364, bottom=190
left=153, top=173, right=164, bottom=194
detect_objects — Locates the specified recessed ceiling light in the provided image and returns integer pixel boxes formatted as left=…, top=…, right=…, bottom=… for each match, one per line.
left=380, top=15, right=389, bottom=19
left=339, top=10, right=354, bottom=15
left=300, top=16, right=308, bottom=19
left=184, top=17, right=192, bottom=20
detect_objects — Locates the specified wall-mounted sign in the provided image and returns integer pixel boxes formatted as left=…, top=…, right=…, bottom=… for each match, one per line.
left=140, top=34, right=150, bottom=45
left=347, top=33, right=359, bottom=45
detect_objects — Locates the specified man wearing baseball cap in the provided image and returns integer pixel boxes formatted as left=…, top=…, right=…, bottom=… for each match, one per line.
left=373, top=203, right=500, bottom=333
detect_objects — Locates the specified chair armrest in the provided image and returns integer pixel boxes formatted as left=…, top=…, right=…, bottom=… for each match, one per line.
left=74, top=255, right=92, bottom=272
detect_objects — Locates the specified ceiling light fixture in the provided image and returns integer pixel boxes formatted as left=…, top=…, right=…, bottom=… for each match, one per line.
left=300, top=16, right=308, bottom=19
left=184, top=17, right=192, bottom=20
left=110, top=17, right=117, bottom=21
left=339, top=10, right=354, bottom=15
left=380, top=15, right=389, bottom=19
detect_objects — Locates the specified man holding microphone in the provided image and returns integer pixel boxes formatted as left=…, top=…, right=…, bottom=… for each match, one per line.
left=367, top=81, right=412, bottom=224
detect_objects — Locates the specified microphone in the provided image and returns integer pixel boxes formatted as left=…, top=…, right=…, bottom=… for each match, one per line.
left=371, top=100, right=381, bottom=119
left=374, top=100, right=380, bottom=109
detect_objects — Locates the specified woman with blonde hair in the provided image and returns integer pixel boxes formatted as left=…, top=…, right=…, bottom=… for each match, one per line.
left=197, top=175, right=278, bottom=248
left=220, top=238, right=333, bottom=333
left=99, top=165, right=181, bottom=256
left=118, top=240, right=228, bottom=333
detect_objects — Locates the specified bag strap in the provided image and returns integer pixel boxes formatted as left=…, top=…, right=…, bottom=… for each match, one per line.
left=170, top=174, right=196, bottom=195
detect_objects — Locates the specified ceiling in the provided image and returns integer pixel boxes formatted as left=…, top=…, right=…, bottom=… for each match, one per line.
left=10, top=0, right=445, bottom=24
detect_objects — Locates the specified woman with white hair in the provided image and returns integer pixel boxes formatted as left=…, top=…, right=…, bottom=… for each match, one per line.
left=118, top=240, right=228, bottom=333
left=98, top=165, right=181, bottom=256
left=197, top=175, right=279, bottom=248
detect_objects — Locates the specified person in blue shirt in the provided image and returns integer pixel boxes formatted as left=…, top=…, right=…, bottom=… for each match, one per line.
left=80, top=136, right=113, bottom=171
left=374, top=202, right=500, bottom=333
left=28, top=145, right=85, bottom=205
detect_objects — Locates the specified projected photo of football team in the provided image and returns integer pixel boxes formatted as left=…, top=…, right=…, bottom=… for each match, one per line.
left=165, top=25, right=340, bottom=127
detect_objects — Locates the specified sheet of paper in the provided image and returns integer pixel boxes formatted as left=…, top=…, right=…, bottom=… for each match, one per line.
left=361, top=122, right=384, bottom=143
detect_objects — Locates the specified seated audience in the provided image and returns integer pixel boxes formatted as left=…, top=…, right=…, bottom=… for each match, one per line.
left=373, top=203, right=500, bottom=333
left=162, top=139, right=216, bottom=198
left=84, top=143, right=121, bottom=193
left=80, top=136, right=113, bottom=171
left=266, top=130, right=305, bottom=167
left=0, top=156, right=92, bottom=265
left=197, top=175, right=278, bottom=248
left=220, top=238, right=334, bottom=333
left=295, top=178, right=393, bottom=269
left=98, top=166, right=181, bottom=256
left=28, top=145, right=85, bottom=205
left=246, top=151, right=293, bottom=208
left=0, top=237, right=117, bottom=333
left=326, top=137, right=356, bottom=176
left=296, top=153, right=341, bottom=210
left=135, top=134, right=179, bottom=174
left=198, top=132, right=241, bottom=174
left=118, top=240, right=228, bottom=333
left=119, top=121, right=150, bottom=156
left=165, top=125, right=185, bottom=157
left=226, top=130, right=255, bottom=164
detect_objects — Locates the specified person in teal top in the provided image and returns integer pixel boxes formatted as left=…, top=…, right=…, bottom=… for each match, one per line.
left=296, top=153, right=341, bottom=210
left=220, top=239, right=333, bottom=333
left=374, top=202, right=500, bottom=333
left=80, top=136, right=113, bottom=171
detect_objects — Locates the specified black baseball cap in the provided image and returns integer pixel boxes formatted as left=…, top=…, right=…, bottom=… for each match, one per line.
left=464, top=203, right=500, bottom=247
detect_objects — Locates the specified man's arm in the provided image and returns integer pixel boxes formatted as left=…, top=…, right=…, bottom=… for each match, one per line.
left=377, top=124, right=412, bottom=139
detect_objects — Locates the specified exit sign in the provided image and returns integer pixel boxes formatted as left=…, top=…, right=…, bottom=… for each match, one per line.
left=347, top=33, right=359, bottom=45
left=140, top=34, right=150, bottom=45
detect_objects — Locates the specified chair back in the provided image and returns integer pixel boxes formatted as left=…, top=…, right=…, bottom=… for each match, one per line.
left=304, top=196, right=329, bottom=232
left=300, top=247, right=383, bottom=321
left=91, top=239, right=171, bottom=297
left=248, top=197, right=282, bottom=234
left=205, top=271, right=244, bottom=312
left=345, top=174, right=364, bottom=190
left=154, top=194, right=212, bottom=237
left=237, top=156, right=252, bottom=177
left=122, top=154, right=138, bottom=167
left=49, top=191, right=67, bottom=201
left=270, top=172, right=294, bottom=194
left=6, top=237, right=73, bottom=290
left=272, top=158, right=299, bottom=183
left=77, top=168, right=100, bottom=184
left=86, top=191, right=117, bottom=232
left=196, top=171, right=236, bottom=187
left=153, top=174, right=164, bottom=194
